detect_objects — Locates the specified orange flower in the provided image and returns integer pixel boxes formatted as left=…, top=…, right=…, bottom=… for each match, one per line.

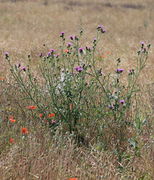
left=0, top=77, right=5, bottom=81
left=9, top=138, right=15, bottom=143
left=27, top=106, right=37, bottom=110
left=48, top=113, right=55, bottom=118
left=69, top=178, right=78, bottom=180
left=21, top=128, right=28, bottom=134
left=9, top=116, right=16, bottom=123
left=101, top=54, right=107, bottom=58
left=39, top=113, right=43, bottom=118
left=64, top=49, right=69, bottom=53
left=105, top=51, right=111, bottom=55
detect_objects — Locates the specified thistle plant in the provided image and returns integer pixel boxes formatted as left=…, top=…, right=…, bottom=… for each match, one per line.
left=5, top=26, right=151, bottom=162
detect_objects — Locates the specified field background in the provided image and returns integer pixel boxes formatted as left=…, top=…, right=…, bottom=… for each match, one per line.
left=0, top=0, right=154, bottom=179
left=0, top=0, right=154, bottom=76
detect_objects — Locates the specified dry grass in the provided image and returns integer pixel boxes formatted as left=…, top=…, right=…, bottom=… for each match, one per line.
left=0, top=0, right=154, bottom=179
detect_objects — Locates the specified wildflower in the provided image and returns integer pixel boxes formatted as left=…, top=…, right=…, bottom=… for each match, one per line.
left=64, top=49, right=69, bottom=53
left=108, top=105, right=114, bottom=109
left=67, top=42, right=72, bottom=48
left=101, top=54, right=107, bottom=58
left=93, top=38, right=97, bottom=43
left=9, top=116, right=16, bottom=123
left=70, top=35, right=74, bottom=40
left=140, top=41, right=145, bottom=48
left=106, top=51, right=111, bottom=55
left=119, top=100, right=125, bottom=104
left=9, top=138, right=15, bottom=143
left=51, top=119, right=56, bottom=124
left=48, top=113, right=55, bottom=118
left=97, top=25, right=106, bottom=33
left=78, top=48, right=84, bottom=54
left=54, top=54, right=59, bottom=58
left=75, top=66, right=83, bottom=72
left=21, top=66, right=26, bottom=71
left=39, top=53, right=43, bottom=57
left=4, top=52, right=9, bottom=59
left=39, top=113, right=43, bottom=118
left=0, top=77, right=5, bottom=81
left=69, top=178, right=78, bottom=180
left=116, top=69, right=124, bottom=74
left=21, top=128, right=28, bottom=134
left=47, top=52, right=51, bottom=57
left=60, top=32, right=65, bottom=38
left=47, top=49, right=55, bottom=57
left=74, top=36, right=79, bottom=41
left=50, top=49, right=55, bottom=54
left=27, top=106, right=37, bottom=110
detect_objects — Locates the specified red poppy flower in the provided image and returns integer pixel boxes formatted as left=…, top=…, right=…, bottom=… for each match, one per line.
left=9, top=138, right=15, bottom=143
left=21, top=128, right=28, bottom=134
left=69, top=178, right=78, bottom=180
left=0, top=77, right=5, bottom=81
left=48, top=113, right=55, bottom=118
left=64, top=49, right=69, bottom=53
left=39, top=113, right=43, bottom=118
left=27, top=106, right=37, bottom=110
left=9, top=116, right=16, bottom=123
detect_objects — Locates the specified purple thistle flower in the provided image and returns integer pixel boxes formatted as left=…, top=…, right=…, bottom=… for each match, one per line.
left=108, top=105, right=114, bottom=109
left=140, top=41, right=145, bottom=48
left=21, top=66, right=26, bottom=71
left=75, top=36, right=79, bottom=41
left=47, top=52, right=51, bottom=57
left=97, top=25, right=102, bottom=28
left=4, top=52, right=9, bottom=59
left=39, top=53, right=43, bottom=57
left=54, top=54, right=59, bottom=58
left=60, top=32, right=65, bottom=37
left=116, top=68, right=124, bottom=73
left=93, top=38, right=97, bottom=42
left=50, top=49, right=55, bottom=53
left=79, top=48, right=84, bottom=54
left=101, top=28, right=106, bottom=33
left=119, top=100, right=125, bottom=104
left=67, top=42, right=72, bottom=48
left=75, top=66, right=83, bottom=72
left=70, top=35, right=74, bottom=40
left=97, top=25, right=106, bottom=33
left=140, top=41, right=145, bottom=45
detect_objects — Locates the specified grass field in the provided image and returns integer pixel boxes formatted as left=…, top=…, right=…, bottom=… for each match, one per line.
left=0, top=0, right=154, bottom=179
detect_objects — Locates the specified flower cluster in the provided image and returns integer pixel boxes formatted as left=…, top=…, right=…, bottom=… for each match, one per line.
left=97, top=25, right=106, bottom=33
